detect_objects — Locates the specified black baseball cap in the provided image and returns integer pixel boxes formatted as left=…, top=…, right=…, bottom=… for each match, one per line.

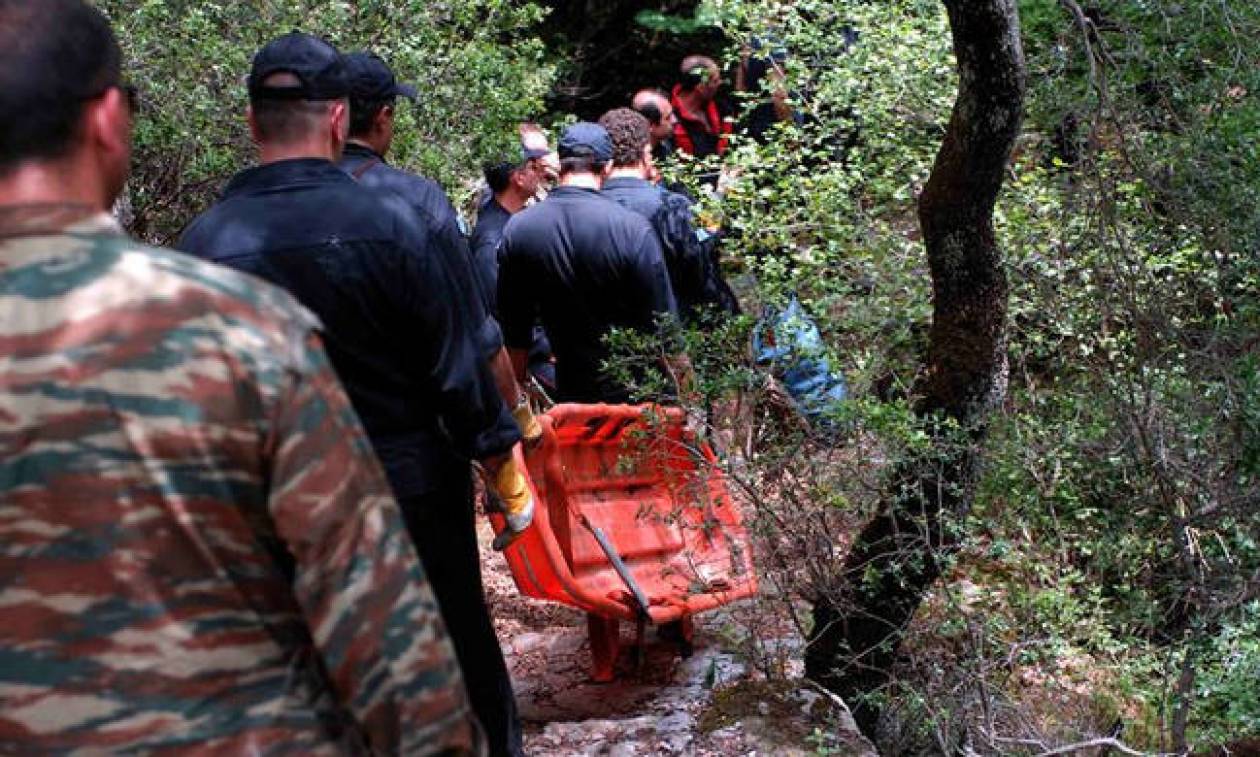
left=344, top=51, right=418, bottom=102
left=248, top=32, right=349, bottom=101
left=557, top=122, right=613, bottom=162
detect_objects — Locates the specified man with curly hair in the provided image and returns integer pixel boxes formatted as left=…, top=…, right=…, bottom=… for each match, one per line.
left=598, top=107, right=739, bottom=324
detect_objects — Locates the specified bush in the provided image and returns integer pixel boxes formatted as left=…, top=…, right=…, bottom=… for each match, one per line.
left=624, top=0, right=1260, bottom=750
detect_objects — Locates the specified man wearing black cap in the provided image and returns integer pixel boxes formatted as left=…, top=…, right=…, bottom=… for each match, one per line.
left=179, top=33, right=532, bottom=757
left=497, top=122, right=679, bottom=403
left=338, top=52, right=463, bottom=257
left=337, top=52, right=526, bottom=403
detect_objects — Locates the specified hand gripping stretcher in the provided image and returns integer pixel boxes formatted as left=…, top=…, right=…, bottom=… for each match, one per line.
left=487, top=404, right=758, bottom=681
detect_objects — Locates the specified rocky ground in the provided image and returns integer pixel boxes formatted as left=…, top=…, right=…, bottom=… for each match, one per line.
left=476, top=520, right=877, bottom=756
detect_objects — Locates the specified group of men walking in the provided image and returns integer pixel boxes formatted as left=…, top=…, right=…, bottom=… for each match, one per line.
left=0, top=2, right=744, bottom=754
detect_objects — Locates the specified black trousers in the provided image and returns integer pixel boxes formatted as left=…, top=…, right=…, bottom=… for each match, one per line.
left=399, top=474, right=523, bottom=757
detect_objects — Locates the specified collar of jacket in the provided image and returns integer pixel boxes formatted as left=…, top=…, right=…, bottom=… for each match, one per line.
left=602, top=176, right=654, bottom=192
left=0, top=203, right=120, bottom=239
left=221, top=158, right=353, bottom=199
left=343, top=141, right=389, bottom=164
left=549, top=185, right=602, bottom=199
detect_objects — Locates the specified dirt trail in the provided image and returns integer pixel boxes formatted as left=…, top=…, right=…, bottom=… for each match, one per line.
left=476, top=521, right=876, bottom=756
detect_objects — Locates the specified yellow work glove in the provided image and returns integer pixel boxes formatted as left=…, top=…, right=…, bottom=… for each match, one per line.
left=490, top=456, right=535, bottom=551
left=512, top=393, right=542, bottom=446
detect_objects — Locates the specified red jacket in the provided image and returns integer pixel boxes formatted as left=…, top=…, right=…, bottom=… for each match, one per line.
left=671, top=84, right=731, bottom=158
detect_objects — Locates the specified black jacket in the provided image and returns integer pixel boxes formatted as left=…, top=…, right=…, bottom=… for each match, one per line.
left=338, top=142, right=504, bottom=362
left=471, top=198, right=553, bottom=378
left=602, top=176, right=740, bottom=322
left=498, top=186, right=677, bottom=403
left=179, top=159, right=520, bottom=497
left=469, top=198, right=512, bottom=315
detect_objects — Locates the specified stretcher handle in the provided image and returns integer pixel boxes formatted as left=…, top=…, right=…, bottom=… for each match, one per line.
left=580, top=513, right=651, bottom=620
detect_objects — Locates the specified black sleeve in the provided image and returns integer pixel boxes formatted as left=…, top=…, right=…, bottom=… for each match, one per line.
left=433, top=212, right=505, bottom=363
left=628, top=222, right=679, bottom=331
left=653, top=192, right=710, bottom=313
left=175, top=214, right=209, bottom=257
left=392, top=222, right=520, bottom=460
left=496, top=231, right=540, bottom=351
left=468, top=227, right=502, bottom=317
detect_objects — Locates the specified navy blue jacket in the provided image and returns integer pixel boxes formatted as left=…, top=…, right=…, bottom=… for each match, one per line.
left=498, top=186, right=677, bottom=403
left=469, top=198, right=512, bottom=314
left=179, top=158, right=520, bottom=498
left=470, top=198, right=553, bottom=381
left=601, top=176, right=740, bottom=322
left=338, top=142, right=504, bottom=363
left=652, top=138, right=676, bottom=164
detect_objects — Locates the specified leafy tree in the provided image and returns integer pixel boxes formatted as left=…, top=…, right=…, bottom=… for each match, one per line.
left=100, top=0, right=552, bottom=243
left=801, top=0, right=1026, bottom=736
left=623, top=0, right=1260, bottom=750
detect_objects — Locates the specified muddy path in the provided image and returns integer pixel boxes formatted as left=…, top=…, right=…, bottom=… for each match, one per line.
left=476, top=521, right=876, bottom=756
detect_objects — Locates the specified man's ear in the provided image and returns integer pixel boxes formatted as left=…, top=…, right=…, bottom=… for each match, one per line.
left=246, top=104, right=263, bottom=145
left=375, top=104, right=394, bottom=132
left=330, top=100, right=349, bottom=142
left=511, top=165, right=529, bottom=190
left=83, top=87, right=134, bottom=208
left=641, top=143, right=653, bottom=167
left=85, top=87, right=131, bottom=157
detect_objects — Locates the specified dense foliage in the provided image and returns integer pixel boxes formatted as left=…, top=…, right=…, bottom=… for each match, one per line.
left=641, top=0, right=1260, bottom=751
left=109, top=0, right=1258, bottom=751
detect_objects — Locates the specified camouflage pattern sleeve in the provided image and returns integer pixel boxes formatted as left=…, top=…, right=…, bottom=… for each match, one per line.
left=264, top=331, right=486, bottom=756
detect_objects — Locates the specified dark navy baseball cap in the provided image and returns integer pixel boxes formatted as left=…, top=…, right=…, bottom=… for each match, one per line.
left=248, top=32, right=349, bottom=101
left=344, top=51, right=418, bottom=102
left=558, top=122, right=613, bottom=162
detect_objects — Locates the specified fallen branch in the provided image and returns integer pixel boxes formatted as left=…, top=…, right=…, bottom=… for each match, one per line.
left=1034, top=737, right=1180, bottom=757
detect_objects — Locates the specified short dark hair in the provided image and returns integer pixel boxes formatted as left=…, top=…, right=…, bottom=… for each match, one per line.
left=636, top=101, right=663, bottom=125
left=251, top=72, right=340, bottom=143
left=349, top=97, right=392, bottom=137
left=0, top=0, right=122, bottom=174
left=598, top=108, right=649, bottom=168
left=559, top=155, right=605, bottom=177
left=484, top=161, right=518, bottom=194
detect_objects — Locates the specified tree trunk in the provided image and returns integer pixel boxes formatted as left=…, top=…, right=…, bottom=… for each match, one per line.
left=804, top=0, right=1025, bottom=737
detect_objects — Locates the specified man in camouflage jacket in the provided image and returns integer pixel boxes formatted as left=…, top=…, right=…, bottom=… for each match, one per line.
left=0, top=2, right=483, bottom=753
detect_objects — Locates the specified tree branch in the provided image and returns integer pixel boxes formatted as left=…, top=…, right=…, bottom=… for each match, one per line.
left=1034, top=737, right=1179, bottom=757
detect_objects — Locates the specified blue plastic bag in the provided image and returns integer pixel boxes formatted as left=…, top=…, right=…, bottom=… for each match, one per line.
left=753, top=296, right=848, bottom=426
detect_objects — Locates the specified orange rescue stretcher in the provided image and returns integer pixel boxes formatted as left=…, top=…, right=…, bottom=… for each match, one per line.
left=487, top=403, right=758, bottom=681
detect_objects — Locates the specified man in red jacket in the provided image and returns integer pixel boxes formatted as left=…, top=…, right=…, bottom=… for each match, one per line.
left=670, top=54, right=732, bottom=159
